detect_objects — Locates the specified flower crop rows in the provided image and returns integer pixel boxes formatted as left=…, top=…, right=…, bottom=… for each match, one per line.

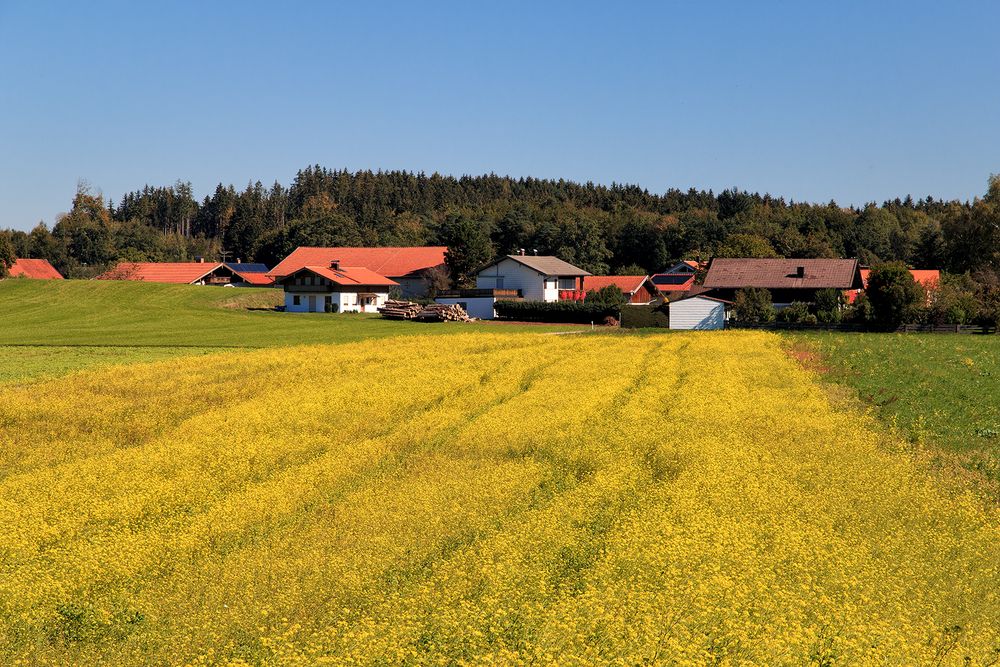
left=0, top=332, right=997, bottom=665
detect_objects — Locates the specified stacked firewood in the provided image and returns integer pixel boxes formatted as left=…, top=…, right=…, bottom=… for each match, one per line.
left=377, top=300, right=423, bottom=320
left=377, top=300, right=472, bottom=322
left=413, top=303, right=473, bottom=322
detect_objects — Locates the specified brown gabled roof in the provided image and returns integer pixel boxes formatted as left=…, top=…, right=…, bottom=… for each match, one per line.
left=486, top=255, right=591, bottom=276
left=703, top=258, right=861, bottom=289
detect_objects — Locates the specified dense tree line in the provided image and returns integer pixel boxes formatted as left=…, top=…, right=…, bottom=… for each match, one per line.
left=2, top=168, right=999, bottom=292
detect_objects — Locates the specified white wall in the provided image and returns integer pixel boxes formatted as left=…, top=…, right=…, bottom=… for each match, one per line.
left=476, top=258, right=548, bottom=301
left=669, top=297, right=727, bottom=330
left=285, top=290, right=389, bottom=313
left=434, top=296, right=495, bottom=319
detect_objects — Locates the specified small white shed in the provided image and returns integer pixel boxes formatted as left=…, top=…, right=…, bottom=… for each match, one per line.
left=669, top=294, right=731, bottom=330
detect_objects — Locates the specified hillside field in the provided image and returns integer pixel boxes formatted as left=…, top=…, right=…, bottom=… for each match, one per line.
left=0, top=281, right=572, bottom=383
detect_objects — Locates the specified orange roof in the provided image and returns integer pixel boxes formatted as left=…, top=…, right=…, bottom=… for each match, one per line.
left=232, top=271, right=275, bottom=286
left=96, top=262, right=227, bottom=284
left=8, top=258, right=63, bottom=279
left=859, top=268, right=940, bottom=289
left=270, top=246, right=447, bottom=278
left=287, top=265, right=398, bottom=287
left=582, top=275, right=650, bottom=295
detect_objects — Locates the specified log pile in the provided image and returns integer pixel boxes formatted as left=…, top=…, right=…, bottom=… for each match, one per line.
left=377, top=300, right=473, bottom=322
left=377, top=300, right=423, bottom=320
left=413, top=303, right=473, bottom=322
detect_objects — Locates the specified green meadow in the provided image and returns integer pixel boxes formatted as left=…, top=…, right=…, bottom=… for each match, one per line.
left=0, top=280, right=572, bottom=382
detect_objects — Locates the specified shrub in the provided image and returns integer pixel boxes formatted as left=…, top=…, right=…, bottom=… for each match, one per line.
left=865, top=263, right=925, bottom=330
left=584, top=285, right=628, bottom=309
left=777, top=301, right=811, bottom=323
left=494, top=300, right=616, bottom=323
left=734, top=288, right=775, bottom=323
left=814, top=288, right=844, bottom=323
left=620, top=303, right=670, bottom=329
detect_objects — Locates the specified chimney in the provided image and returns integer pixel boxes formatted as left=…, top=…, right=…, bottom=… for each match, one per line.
left=236, top=257, right=241, bottom=264
left=518, top=248, right=525, bottom=256
left=330, top=259, right=340, bottom=270
left=196, top=256, right=204, bottom=263
left=796, top=265, right=805, bottom=278
left=533, top=248, right=538, bottom=256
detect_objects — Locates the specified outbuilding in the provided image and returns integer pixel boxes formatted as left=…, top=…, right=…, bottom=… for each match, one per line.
left=668, top=292, right=732, bottom=330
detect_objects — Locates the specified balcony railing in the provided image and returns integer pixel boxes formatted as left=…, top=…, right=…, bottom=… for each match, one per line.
left=558, top=289, right=586, bottom=301
left=436, top=288, right=522, bottom=298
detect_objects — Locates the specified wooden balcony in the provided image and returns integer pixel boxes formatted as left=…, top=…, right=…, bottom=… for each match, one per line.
left=436, top=288, right=522, bottom=298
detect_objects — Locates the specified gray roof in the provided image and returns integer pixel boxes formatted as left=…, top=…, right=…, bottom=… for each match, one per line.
left=488, top=255, right=592, bottom=276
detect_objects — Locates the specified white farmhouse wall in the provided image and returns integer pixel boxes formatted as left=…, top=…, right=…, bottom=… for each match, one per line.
left=669, top=297, right=727, bottom=330
left=285, top=290, right=388, bottom=313
left=434, top=296, right=495, bottom=319
left=476, top=258, right=548, bottom=301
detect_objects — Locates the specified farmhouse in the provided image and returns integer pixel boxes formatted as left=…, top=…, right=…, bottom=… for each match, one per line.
left=560, top=275, right=662, bottom=304
left=669, top=288, right=733, bottom=330
left=269, top=247, right=447, bottom=297
left=435, top=254, right=591, bottom=319
left=702, top=258, right=863, bottom=307
left=96, top=261, right=238, bottom=285
left=6, top=258, right=63, bottom=279
left=276, top=261, right=397, bottom=313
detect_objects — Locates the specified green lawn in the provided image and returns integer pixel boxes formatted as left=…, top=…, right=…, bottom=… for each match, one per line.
left=789, top=331, right=1000, bottom=488
left=0, top=280, right=576, bottom=381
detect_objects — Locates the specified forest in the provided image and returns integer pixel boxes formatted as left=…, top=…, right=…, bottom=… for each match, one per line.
left=2, top=167, right=998, bottom=290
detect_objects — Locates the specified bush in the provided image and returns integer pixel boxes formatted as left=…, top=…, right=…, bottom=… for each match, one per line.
left=777, top=301, right=811, bottom=323
left=584, top=285, right=628, bottom=309
left=494, top=300, right=616, bottom=323
left=620, top=303, right=670, bottom=328
left=734, top=288, right=775, bottom=323
left=814, top=288, right=843, bottom=323
left=865, top=263, right=925, bottom=330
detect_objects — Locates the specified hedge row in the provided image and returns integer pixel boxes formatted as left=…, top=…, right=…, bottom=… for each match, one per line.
left=494, top=300, right=616, bottom=323
left=620, top=303, right=670, bottom=328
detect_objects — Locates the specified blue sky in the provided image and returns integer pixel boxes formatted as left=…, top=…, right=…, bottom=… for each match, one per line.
left=1, top=0, right=997, bottom=230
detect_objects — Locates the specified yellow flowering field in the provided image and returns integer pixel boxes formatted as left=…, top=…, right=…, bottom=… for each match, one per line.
left=0, top=332, right=997, bottom=665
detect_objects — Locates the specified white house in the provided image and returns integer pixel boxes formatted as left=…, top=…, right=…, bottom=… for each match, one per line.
left=435, top=254, right=591, bottom=319
left=277, top=261, right=397, bottom=313
left=668, top=292, right=732, bottom=330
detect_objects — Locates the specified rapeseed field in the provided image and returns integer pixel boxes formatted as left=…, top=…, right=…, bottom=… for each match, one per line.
left=0, top=332, right=997, bottom=665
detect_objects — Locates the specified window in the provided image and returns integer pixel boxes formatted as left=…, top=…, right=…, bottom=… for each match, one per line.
left=292, top=295, right=301, bottom=306
left=558, top=277, right=576, bottom=290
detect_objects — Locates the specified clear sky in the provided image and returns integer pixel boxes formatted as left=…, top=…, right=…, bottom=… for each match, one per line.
left=1, top=0, right=998, bottom=231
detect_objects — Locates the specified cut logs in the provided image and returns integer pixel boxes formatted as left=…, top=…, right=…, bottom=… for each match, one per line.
left=377, top=300, right=473, bottom=322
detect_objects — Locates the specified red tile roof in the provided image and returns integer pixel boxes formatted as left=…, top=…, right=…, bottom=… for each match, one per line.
left=582, top=275, right=650, bottom=295
left=859, top=268, right=940, bottom=290
left=287, top=265, right=398, bottom=287
left=270, top=247, right=447, bottom=278
left=96, top=262, right=227, bottom=284
left=8, top=258, right=63, bottom=279
left=232, top=270, right=275, bottom=286
left=703, top=258, right=861, bottom=289
left=848, top=268, right=941, bottom=303
left=651, top=274, right=695, bottom=291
